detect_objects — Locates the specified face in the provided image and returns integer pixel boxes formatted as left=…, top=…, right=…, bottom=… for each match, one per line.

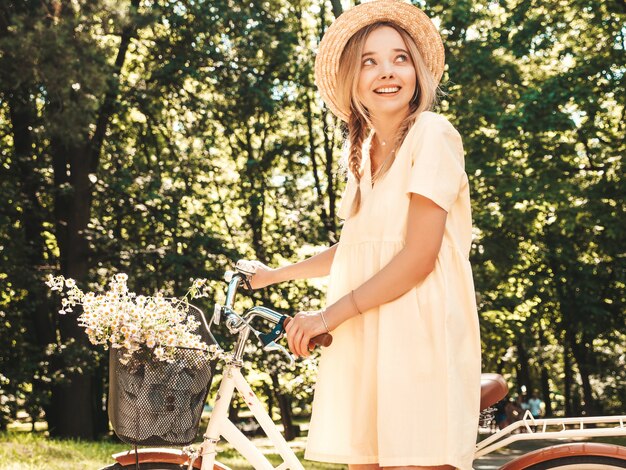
left=356, top=25, right=417, bottom=119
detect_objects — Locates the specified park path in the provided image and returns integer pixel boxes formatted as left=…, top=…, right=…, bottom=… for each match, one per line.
left=251, top=430, right=564, bottom=469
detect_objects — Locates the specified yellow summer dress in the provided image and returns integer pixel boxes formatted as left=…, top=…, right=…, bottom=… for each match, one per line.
left=304, top=111, right=482, bottom=470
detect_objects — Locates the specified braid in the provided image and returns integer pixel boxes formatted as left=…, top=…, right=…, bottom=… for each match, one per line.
left=347, top=111, right=368, bottom=217
left=376, top=111, right=418, bottom=181
left=344, top=104, right=419, bottom=217
left=394, top=116, right=415, bottom=156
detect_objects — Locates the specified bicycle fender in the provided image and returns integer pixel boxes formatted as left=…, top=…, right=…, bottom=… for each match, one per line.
left=500, top=442, right=626, bottom=470
left=111, top=447, right=232, bottom=470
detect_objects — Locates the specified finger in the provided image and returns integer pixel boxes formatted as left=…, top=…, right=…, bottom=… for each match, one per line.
left=292, top=328, right=304, bottom=357
left=287, top=313, right=303, bottom=334
left=297, top=330, right=306, bottom=357
left=286, top=325, right=295, bottom=355
left=288, top=322, right=302, bottom=356
left=298, top=318, right=311, bottom=356
left=299, top=332, right=311, bottom=357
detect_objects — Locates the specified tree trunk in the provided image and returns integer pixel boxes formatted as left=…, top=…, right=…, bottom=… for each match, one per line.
left=47, top=142, right=96, bottom=438
left=322, top=107, right=340, bottom=244
left=46, top=0, right=140, bottom=437
left=323, top=106, right=338, bottom=245
left=243, top=135, right=267, bottom=262
left=6, top=86, right=58, bottom=432
left=536, top=324, right=552, bottom=416
left=304, top=90, right=332, bottom=237
left=567, top=330, right=599, bottom=416
left=94, top=356, right=109, bottom=436
left=563, top=344, right=573, bottom=416
left=329, top=0, right=343, bottom=18
left=7, top=90, right=54, bottom=345
left=266, top=385, right=274, bottom=421
left=540, top=367, right=552, bottom=417
left=228, top=399, right=240, bottom=423
left=270, top=373, right=297, bottom=441
left=515, top=338, right=532, bottom=395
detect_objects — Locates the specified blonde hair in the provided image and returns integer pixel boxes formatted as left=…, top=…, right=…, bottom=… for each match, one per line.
left=335, top=22, right=445, bottom=217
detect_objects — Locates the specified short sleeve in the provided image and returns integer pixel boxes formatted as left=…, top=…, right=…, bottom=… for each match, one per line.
left=406, top=116, right=466, bottom=212
left=337, top=171, right=357, bottom=220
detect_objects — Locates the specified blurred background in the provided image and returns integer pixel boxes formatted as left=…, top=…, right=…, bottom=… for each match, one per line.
left=0, top=0, right=624, bottom=444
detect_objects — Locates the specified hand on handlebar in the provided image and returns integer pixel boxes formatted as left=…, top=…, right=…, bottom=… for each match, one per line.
left=235, top=259, right=276, bottom=290
left=284, top=311, right=331, bottom=358
left=227, top=263, right=333, bottom=360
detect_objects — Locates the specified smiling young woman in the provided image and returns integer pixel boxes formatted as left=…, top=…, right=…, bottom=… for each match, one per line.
left=336, top=21, right=434, bottom=214
left=246, top=1, right=481, bottom=470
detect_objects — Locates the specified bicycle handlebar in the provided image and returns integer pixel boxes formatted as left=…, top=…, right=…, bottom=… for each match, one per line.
left=217, top=269, right=333, bottom=352
left=283, top=317, right=333, bottom=347
left=241, top=307, right=332, bottom=348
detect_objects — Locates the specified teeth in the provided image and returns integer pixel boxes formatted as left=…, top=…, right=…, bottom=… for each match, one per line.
left=375, top=87, right=400, bottom=94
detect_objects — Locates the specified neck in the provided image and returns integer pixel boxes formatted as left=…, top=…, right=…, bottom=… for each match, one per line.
left=370, top=110, right=407, bottom=148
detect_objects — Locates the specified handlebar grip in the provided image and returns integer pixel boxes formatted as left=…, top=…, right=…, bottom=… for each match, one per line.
left=312, top=332, right=333, bottom=347
left=283, top=317, right=333, bottom=348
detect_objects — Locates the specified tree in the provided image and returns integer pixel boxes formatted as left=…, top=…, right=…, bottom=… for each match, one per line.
left=1, top=0, right=623, bottom=440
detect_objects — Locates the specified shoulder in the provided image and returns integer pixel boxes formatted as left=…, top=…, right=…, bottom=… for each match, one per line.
left=405, top=111, right=464, bottom=157
left=412, top=111, right=461, bottom=140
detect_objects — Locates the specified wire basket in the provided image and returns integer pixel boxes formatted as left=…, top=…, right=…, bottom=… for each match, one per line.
left=107, top=305, right=218, bottom=446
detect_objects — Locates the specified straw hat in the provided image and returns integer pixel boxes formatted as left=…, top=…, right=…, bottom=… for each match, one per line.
left=314, top=0, right=445, bottom=122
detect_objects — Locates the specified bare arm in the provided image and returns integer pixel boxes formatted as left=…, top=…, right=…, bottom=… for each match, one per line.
left=285, top=193, right=447, bottom=356
left=249, top=243, right=339, bottom=289
left=324, top=193, right=447, bottom=329
left=273, top=243, right=339, bottom=282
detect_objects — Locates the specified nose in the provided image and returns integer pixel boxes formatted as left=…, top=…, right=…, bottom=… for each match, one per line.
left=379, top=62, right=395, bottom=79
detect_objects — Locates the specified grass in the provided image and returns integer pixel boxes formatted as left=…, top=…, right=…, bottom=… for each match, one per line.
left=0, top=431, right=347, bottom=470
left=2, top=426, right=625, bottom=469
left=0, top=432, right=128, bottom=470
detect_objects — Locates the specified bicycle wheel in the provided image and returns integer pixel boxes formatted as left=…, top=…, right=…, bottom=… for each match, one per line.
left=524, top=455, right=626, bottom=469
left=100, top=461, right=228, bottom=470
left=100, top=464, right=185, bottom=469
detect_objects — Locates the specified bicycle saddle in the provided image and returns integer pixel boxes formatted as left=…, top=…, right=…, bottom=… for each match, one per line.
left=480, top=373, right=508, bottom=411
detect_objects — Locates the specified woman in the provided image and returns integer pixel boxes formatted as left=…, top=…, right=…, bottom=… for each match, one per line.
left=245, top=1, right=481, bottom=469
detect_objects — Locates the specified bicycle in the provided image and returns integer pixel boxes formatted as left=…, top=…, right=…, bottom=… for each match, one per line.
left=102, top=265, right=626, bottom=469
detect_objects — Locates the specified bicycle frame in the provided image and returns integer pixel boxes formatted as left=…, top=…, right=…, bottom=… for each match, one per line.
left=110, top=270, right=304, bottom=470
left=107, top=268, right=626, bottom=470
left=199, top=359, right=303, bottom=470
left=197, top=271, right=303, bottom=470
left=476, top=411, right=626, bottom=459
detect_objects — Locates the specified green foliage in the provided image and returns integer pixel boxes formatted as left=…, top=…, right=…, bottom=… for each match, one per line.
left=0, top=0, right=623, bottom=438
left=0, top=431, right=347, bottom=469
left=451, top=0, right=625, bottom=413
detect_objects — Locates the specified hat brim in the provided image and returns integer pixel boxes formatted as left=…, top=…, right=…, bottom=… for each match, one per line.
left=314, top=0, right=445, bottom=123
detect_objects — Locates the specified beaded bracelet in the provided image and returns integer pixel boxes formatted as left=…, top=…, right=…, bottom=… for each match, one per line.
left=350, top=290, right=363, bottom=315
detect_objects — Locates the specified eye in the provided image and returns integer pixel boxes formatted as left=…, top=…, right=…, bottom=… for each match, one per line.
left=363, top=58, right=375, bottom=66
left=396, top=54, right=409, bottom=63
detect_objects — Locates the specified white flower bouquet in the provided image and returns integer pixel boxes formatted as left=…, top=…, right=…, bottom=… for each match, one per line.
left=46, top=273, right=219, bottom=364
left=46, top=273, right=221, bottom=445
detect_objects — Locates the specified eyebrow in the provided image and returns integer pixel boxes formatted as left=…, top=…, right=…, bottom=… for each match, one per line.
left=362, top=48, right=409, bottom=57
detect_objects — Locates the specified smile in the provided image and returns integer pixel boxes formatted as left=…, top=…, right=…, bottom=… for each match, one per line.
left=374, top=86, right=401, bottom=95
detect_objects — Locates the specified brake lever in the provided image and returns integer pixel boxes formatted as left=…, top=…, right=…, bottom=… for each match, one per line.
left=234, top=260, right=256, bottom=294
left=258, top=315, right=288, bottom=346
left=245, top=319, right=296, bottom=367
left=263, top=341, right=295, bottom=368
left=257, top=315, right=297, bottom=365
